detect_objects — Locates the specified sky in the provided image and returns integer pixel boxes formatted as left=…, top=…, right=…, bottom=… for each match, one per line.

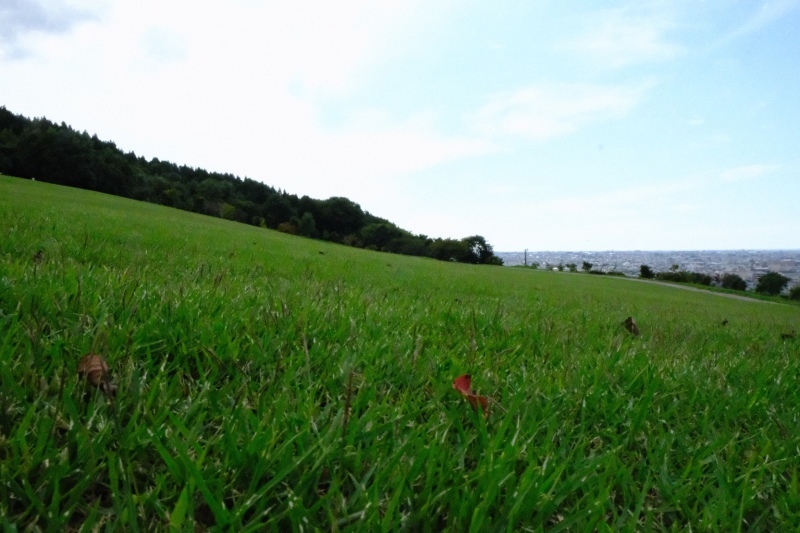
left=1, top=0, right=799, bottom=251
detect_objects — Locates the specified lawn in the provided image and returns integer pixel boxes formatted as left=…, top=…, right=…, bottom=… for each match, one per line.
left=1, top=175, right=799, bottom=531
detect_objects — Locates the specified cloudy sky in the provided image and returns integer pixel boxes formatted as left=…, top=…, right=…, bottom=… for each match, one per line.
left=2, top=0, right=799, bottom=251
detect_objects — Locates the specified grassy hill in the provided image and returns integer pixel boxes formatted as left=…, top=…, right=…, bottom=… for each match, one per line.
left=1, top=175, right=799, bottom=531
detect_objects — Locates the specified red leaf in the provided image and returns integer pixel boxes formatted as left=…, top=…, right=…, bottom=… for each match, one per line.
left=466, top=393, right=489, bottom=414
left=452, top=374, right=489, bottom=418
left=452, top=374, right=473, bottom=395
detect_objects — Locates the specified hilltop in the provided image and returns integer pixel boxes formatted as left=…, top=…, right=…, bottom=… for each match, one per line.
left=0, top=105, right=502, bottom=265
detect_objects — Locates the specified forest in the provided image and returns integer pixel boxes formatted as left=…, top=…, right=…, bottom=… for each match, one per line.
left=0, top=106, right=502, bottom=265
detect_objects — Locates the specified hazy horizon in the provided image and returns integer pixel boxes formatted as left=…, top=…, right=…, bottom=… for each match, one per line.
left=498, top=248, right=800, bottom=253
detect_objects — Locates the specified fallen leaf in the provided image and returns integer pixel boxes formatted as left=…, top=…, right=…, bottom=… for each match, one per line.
left=452, top=374, right=489, bottom=417
left=623, top=316, right=640, bottom=336
left=77, top=354, right=117, bottom=397
left=452, top=374, right=473, bottom=395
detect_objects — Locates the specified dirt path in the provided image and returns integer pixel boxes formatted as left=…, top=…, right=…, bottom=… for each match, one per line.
left=618, top=277, right=778, bottom=304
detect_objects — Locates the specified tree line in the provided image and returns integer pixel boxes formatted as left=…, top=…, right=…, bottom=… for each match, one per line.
left=0, top=106, right=502, bottom=265
left=516, top=259, right=798, bottom=300
left=639, top=264, right=798, bottom=299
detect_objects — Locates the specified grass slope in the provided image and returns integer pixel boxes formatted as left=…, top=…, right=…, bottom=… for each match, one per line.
left=1, top=175, right=799, bottom=531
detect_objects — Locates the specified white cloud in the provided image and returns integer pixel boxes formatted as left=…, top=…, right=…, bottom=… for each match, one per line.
left=724, top=0, right=800, bottom=41
left=251, top=112, right=497, bottom=202
left=0, top=1, right=481, bottom=190
left=539, top=178, right=702, bottom=217
left=0, top=0, right=107, bottom=58
left=568, top=4, right=683, bottom=68
left=720, top=164, right=779, bottom=182
left=470, top=81, right=654, bottom=141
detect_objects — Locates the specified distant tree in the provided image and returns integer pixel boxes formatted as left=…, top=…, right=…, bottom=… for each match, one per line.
left=639, top=265, right=655, bottom=279
left=262, top=194, right=297, bottom=229
left=755, top=271, right=791, bottom=296
left=342, top=233, right=362, bottom=247
left=0, top=105, right=511, bottom=265
left=656, top=270, right=712, bottom=286
left=720, top=273, right=747, bottom=291
left=199, top=178, right=233, bottom=202
left=581, top=261, right=593, bottom=272
left=789, top=284, right=800, bottom=301
left=387, top=234, right=429, bottom=257
left=692, top=272, right=713, bottom=286
left=461, top=235, right=503, bottom=265
left=296, top=212, right=317, bottom=238
left=220, top=203, right=240, bottom=221
left=360, top=222, right=405, bottom=250
left=556, top=262, right=564, bottom=272
left=566, top=263, right=577, bottom=273
left=317, top=197, right=365, bottom=240
left=670, top=264, right=680, bottom=272
left=429, top=238, right=471, bottom=263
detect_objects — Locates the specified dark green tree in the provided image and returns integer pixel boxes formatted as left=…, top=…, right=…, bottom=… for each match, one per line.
left=461, top=235, right=503, bottom=265
left=581, top=261, right=593, bottom=272
left=387, top=234, right=430, bottom=257
left=429, top=238, right=471, bottom=263
left=639, top=265, right=655, bottom=279
left=317, top=197, right=365, bottom=241
left=296, top=212, right=317, bottom=238
left=262, top=194, right=297, bottom=228
left=720, top=273, right=747, bottom=291
left=360, top=222, right=405, bottom=251
left=755, top=271, right=791, bottom=296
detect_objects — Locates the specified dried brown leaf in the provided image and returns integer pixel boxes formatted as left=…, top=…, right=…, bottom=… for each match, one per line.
left=77, top=354, right=116, bottom=397
left=623, top=316, right=640, bottom=336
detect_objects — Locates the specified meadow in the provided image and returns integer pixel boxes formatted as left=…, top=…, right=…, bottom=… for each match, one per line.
left=1, top=175, right=799, bottom=531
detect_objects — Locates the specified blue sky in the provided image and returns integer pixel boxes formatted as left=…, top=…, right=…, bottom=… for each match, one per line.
left=1, top=0, right=799, bottom=251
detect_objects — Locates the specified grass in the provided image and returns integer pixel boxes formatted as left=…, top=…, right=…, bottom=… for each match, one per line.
left=1, top=174, right=800, bottom=531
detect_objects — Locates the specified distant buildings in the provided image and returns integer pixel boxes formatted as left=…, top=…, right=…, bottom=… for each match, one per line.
left=498, top=250, right=800, bottom=289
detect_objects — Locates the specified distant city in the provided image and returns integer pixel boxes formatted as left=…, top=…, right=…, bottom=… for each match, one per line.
left=496, top=250, right=800, bottom=289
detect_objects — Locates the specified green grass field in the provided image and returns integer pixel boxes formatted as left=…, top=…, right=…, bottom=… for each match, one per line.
left=1, top=175, right=799, bottom=531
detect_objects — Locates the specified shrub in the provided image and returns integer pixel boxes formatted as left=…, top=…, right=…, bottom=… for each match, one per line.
left=640, top=265, right=655, bottom=279
left=789, top=284, right=800, bottom=301
left=755, top=271, right=791, bottom=296
left=277, top=221, right=298, bottom=235
left=720, top=273, right=747, bottom=291
left=656, top=270, right=712, bottom=286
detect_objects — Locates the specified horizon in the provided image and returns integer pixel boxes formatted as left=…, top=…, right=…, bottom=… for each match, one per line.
left=498, top=248, right=800, bottom=253
left=2, top=1, right=799, bottom=251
